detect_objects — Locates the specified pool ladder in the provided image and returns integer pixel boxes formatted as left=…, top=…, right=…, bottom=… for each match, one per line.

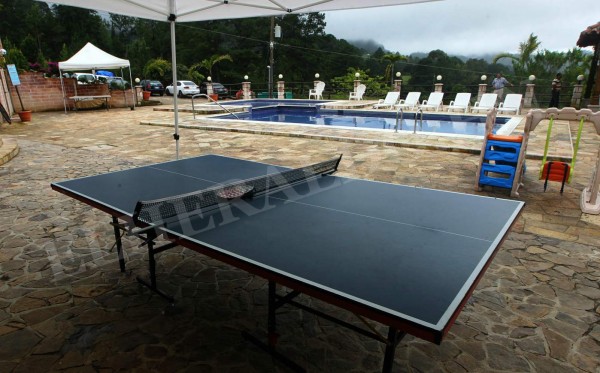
left=413, top=109, right=423, bottom=134
left=394, top=107, right=423, bottom=133
left=191, top=93, right=240, bottom=119
left=394, top=107, right=404, bottom=132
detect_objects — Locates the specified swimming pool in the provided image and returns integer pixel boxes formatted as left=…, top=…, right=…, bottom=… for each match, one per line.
left=215, top=100, right=518, bottom=137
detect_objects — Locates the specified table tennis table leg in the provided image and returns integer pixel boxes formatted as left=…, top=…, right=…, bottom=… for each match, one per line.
left=135, top=232, right=176, bottom=303
left=111, top=217, right=126, bottom=272
left=382, top=328, right=406, bottom=373
left=244, top=282, right=408, bottom=372
left=267, top=280, right=278, bottom=347
left=241, top=280, right=305, bottom=372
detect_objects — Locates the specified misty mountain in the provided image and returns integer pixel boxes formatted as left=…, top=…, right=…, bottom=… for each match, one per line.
left=347, top=39, right=513, bottom=66
left=346, top=39, right=387, bottom=54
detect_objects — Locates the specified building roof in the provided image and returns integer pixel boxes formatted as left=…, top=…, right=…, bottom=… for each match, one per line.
left=577, top=21, right=600, bottom=48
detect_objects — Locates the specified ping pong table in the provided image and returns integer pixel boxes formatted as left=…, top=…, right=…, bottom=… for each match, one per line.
left=51, top=154, right=524, bottom=372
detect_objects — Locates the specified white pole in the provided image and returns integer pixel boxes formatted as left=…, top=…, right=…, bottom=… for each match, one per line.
left=59, top=69, right=67, bottom=113
left=120, top=67, right=127, bottom=108
left=169, top=1, right=179, bottom=159
left=128, top=66, right=135, bottom=109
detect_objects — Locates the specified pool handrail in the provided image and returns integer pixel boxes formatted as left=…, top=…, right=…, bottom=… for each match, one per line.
left=191, top=93, right=241, bottom=120
left=395, top=107, right=404, bottom=132
left=414, top=109, right=424, bottom=134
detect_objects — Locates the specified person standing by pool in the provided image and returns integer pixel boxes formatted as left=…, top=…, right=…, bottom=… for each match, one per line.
left=549, top=73, right=562, bottom=108
left=491, top=73, right=512, bottom=101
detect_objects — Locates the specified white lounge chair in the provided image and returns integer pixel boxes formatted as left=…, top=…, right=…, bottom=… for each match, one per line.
left=419, top=92, right=444, bottom=111
left=394, top=92, right=421, bottom=110
left=349, top=84, right=366, bottom=100
left=308, top=81, right=325, bottom=100
left=497, top=94, right=523, bottom=115
left=446, top=93, right=472, bottom=113
left=471, top=93, right=498, bottom=114
left=373, top=92, right=400, bottom=109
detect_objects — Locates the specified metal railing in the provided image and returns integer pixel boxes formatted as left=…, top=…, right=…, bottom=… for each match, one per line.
left=191, top=93, right=240, bottom=119
left=394, top=107, right=404, bottom=132
left=413, top=109, right=423, bottom=134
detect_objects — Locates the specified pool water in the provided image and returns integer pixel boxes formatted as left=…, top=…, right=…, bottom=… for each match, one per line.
left=215, top=101, right=511, bottom=136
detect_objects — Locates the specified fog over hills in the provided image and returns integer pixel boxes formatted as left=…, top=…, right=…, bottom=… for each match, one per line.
left=348, top=39, right=513, bottom=66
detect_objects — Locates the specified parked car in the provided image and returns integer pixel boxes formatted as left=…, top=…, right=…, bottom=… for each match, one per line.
left=199, top=82, right=229, bottom=99
left=165, top=80, right=200, bottom=97
left=105, top=77, right=131, bottom=90
left=140, top=79, right=164, bottom=96
left=71, top=73, right=97, bottom=84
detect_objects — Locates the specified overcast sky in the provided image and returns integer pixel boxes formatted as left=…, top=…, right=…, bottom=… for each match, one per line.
left=323, top=0, right=598, bottom=56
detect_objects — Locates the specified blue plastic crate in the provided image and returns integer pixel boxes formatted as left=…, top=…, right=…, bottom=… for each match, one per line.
left=479, top=163, right=516, bottom=189
left=484, top=140, right=522, bottom=163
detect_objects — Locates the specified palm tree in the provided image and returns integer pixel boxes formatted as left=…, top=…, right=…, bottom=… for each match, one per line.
left=190, top=54, right=233, bottom=80
left=493, top=33, right=541, bottom=77
left=382, top=53, right=407, bottom=87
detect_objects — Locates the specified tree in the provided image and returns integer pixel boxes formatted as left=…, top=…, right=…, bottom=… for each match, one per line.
left=493, top=33, right=591, bottom=89
left=186, top=66, right=205, bottom=83
left=330, top=67, right=388, bottom=98
left=109, top=14, right=137, bottom=58
left=3, top=41, right=29, bottom=71
left=192, top=54, right=233, bottom=80
left=143, top=58, right=171, bottom=81
left=493, top=33, right=541, bottom=77
left=408, top=50, right=464, bottom=92
left=382, top=52, right=407, bottom=87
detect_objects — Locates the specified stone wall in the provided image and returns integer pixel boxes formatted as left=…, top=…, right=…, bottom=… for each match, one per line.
left=7, top=71, right=135, bottom=112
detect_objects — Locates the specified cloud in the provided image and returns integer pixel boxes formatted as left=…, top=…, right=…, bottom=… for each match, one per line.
left=324, top=0, right=599, bottom=55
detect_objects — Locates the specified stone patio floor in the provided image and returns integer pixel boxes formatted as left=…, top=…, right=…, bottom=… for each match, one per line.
left=0, top=101, right=599, bottom=372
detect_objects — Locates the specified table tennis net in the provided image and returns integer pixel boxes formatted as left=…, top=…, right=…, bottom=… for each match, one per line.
left=132, top=155, right=342, bottom=227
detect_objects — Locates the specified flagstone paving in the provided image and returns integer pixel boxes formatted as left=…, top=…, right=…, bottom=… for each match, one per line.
left=0, top=102, right=599, bottom=372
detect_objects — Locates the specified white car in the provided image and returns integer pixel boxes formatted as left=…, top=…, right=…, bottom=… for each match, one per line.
left=165, top=80, right=200, bottom=97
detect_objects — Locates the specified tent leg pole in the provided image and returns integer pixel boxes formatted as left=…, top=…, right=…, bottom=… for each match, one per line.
left=129, top=67, right=135, bottom=110
left=59, top=71, right=67, bottom=114
left=169, top=7, right=179, bottom=160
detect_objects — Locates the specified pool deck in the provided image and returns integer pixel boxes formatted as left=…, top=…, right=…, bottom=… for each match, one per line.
left=0, top=101, right=599, bottom=372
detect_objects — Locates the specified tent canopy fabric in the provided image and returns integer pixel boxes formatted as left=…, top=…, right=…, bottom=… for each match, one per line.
left=39, top=0, right=438, bottom=22
left=59, top=42, right=130, bottom=71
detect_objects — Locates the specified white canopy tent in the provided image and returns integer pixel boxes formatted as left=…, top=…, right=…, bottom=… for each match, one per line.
left=58, top=42, right=135, bottom=113
left=40, top=0, right=439, bottom=158
left=59, top=42, right=130, bottom=70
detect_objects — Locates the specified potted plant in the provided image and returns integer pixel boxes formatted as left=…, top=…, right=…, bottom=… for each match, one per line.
left=17, top=110, right=31, bottom=122
left=14, top=85, right=31, bottom=122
